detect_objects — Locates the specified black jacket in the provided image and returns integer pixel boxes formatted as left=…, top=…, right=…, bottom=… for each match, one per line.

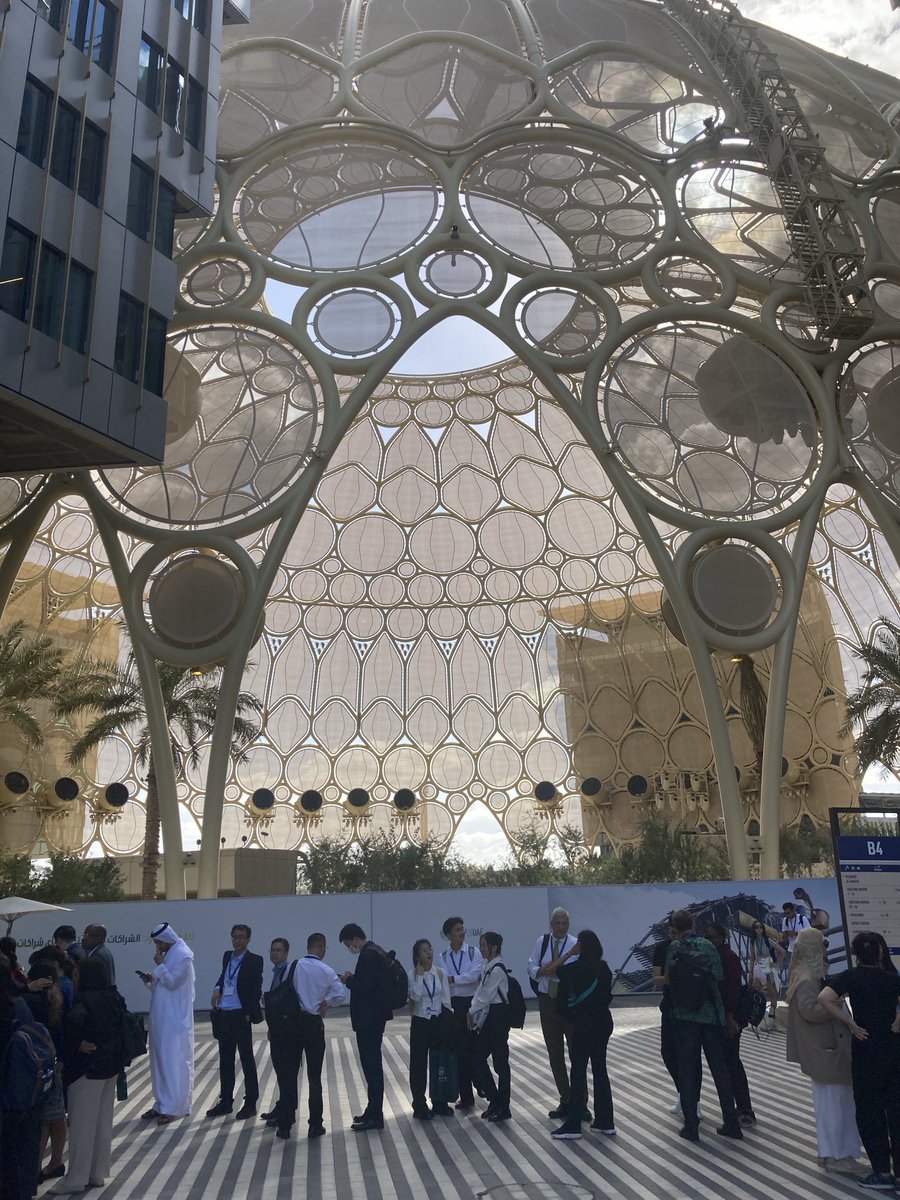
left=63, top=986, right=127, bottom=1084
left=215, top=950, right=264, bottom=1023
left=556, top=958, right=613, bottom=1029
left=347, top=941, right=393, bottom=1032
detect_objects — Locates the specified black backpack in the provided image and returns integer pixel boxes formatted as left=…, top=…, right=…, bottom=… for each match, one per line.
left=385, top=950, right=410, bottom=1010
left=489, top=964, right=527, bottom=1029
left=264, top=961, right=301, bottom=1034
left=0, top=1019, right=56, bottom=1110
left=667, top=939, right=715, bottom=1013
left=121, top=1011, right=148, bottom=1066
left=736, top=983, right=767, bottom=1028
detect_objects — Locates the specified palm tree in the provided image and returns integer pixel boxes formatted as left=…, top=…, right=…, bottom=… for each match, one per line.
left=0, top=620, right=67, bottom=746
left=734, top=653, right=768, bottom=775
left=843, top=616, right=900, bottom=775
left=57, top=659, right=262, bottom=899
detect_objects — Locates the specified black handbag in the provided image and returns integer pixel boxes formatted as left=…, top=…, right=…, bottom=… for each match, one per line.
left=264, top=961, right=301, bottom=1035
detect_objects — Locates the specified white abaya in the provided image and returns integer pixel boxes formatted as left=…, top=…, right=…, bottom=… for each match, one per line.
left=147, top=939, right=195, bottom=1117
left=811, top=1081, right=860, bottom=1161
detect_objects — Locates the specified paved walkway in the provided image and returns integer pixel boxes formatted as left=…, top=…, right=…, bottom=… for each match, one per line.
left=44, top=1007, right=865, bottom=1199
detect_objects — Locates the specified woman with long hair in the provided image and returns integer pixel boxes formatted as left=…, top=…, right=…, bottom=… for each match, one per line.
left=818, top=930, right=900, bottom=1190
left=58, top=957, right=128, bottom=1194
left=785, top=927, right=859, bottom=1171
left=0, top=955, right=42, bottom=1200
left=551, top=929, right=614, bottom=1141
left=749, top=919, right=784, bottom=1017
left=25, top=959, right=70, bottom=1182
left=408, top=938, right=454, bottom=1119
left=467, top=932, right=512, bottom=1123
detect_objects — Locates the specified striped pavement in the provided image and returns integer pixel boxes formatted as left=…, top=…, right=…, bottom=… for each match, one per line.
left=41, top=1007, right=868, bottom=1200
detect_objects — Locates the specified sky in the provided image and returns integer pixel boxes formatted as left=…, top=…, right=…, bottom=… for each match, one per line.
left=740, top=0, right=900, bottom=79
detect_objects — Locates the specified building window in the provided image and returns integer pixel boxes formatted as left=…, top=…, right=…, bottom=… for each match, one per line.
left=69, top=0, right=118, bottom=75
left=155, top=182, right=177, bottom=257
left=164, top=58, right=186, bottom=133
left=78, top=121, right=106, bottom=206
left=16, top=77, right=53, bottom=168
left=37, top=0, right=65, bottom=32
left=50, top=100, right=78, bottom=189
left=0, top=223, right=36, bottom=323
left=115, top=293, right=144, bottom=382
left=64, top=260, right=94, bottom=353
left=137, top=36, right=164, bottom=113
left=145, top=310, right=168, bottom=396
left=33, top=242, right=66, bottom=342
left=126, top=158, right=154, bottom=241
left=185, top=76, right=204, bottom=148
left=192, top=0, right=209, bottom=34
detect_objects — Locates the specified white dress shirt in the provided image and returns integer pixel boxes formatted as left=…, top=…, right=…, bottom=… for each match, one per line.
left=438, top=942, right=483, bottom=998
left=527, top=932, right=578, bottom=996
left=469, top=957, right=508, bottom=1030
left=291, top=954, right=348, bottom=1014
left=408, top=965, right=452, bottom=1019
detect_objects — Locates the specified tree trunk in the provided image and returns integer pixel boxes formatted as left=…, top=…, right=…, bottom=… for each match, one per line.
left=141, top=757, right=162, bottom=901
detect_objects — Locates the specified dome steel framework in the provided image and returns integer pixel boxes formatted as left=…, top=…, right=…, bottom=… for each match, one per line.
left=2, top=0, right=900, bottom=898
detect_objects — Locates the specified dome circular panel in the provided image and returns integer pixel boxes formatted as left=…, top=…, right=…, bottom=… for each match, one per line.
left=667, top=724, right=713, bottom=772
left=547, top=497, right=616, bottom=556
left=338, top=515, right=406, bottom=573
left=841, top=343, right=900, bottom=504
left=479, top=511, right=545, bottom=568
left=329, top=572, right=367, bottom=606
left=409, top=517, right=476, bottom=573
left=369, top=575, right=405, bottom=606
left=310, top=289, right=400, bottom=358
left=689, top=544, right=779, bottom=635
left=305, top=604, right=342, bottom=637
left=407, top=574, right=444, bottom=606
left=517, top=288, right=606, bottom=355
left=478, top=743, right=522, bottom=788
left=468, top=603, right=505, bottom=637
left=218, top=49, right=337, bottom=158
left=603, top=325, right=818, bottom=516
left=335, top=747, right=379, bottom=791
left=525, top=739, right=570, bottom=785
left=421, top=251, right=491, bottom=297
left=463, top=144, right=662, bottom=271
left=182, top=258, right=252, bottom=307
left=148, top=554, right=244, bottom=648
left=655, top=255, right=723, bottom=304
left=238, top=143, right=442, bottom=271
left=681, top=164, right=798, bottom=281
left=99, top=325, right=320, bottom=527
left=386, top=607, right=426, bottom=639
left=431, top=745, right=475, bottom=790
left=484, top=570, right=520, bottom=602
left=383, top=746, right=427, bottom=789
left=872, top=187, right=900, bottom=263
left=871, top=280, right=900, bottom=321
left=286, top=747, right=331, bottom=791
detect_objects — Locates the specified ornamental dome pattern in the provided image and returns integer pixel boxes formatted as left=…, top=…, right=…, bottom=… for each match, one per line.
left=2, top=0, right=900, bottom=896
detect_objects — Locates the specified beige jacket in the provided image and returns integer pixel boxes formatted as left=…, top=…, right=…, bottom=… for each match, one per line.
left=785, top=977, right=852, bottom=1085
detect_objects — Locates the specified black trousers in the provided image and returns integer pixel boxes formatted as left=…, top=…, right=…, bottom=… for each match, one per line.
left=355, top=1023, right=386, bottom=1118
left=474, top=1010, right=511, bottom=1111
left=216, top=1010, right=259, bottom=1105
left=566, top=1011, right=614, bottom=1127
left=409, top=1013, right=454, bottom=1111
left=271, top=1013, right=326, bottom=1127
left=660, top=1004, right=679, bottom=1089
left=673, top=1018, right=738, bottom=1132
left=449, top=996, right=477, bottom=1104
left=723, top=1028, right=753, bottom=1117
left=0, top=1102, right=42, bottom=1200
left=852, top=1038, right=900, bottom=1176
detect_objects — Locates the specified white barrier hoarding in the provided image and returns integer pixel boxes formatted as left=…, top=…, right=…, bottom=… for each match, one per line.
left=10, top=877, right=841, bottom=1013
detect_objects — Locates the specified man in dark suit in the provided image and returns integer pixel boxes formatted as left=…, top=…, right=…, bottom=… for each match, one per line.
left=339, top=922, right=392, bottom=1131
left=207, top=923, right=264, bottom=1119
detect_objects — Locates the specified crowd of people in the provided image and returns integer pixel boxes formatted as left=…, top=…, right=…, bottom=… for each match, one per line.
left=1, top=903, right=898, bottom=1196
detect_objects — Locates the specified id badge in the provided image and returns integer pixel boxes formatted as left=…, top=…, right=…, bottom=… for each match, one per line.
left=223, top=983, right=235, bottom=997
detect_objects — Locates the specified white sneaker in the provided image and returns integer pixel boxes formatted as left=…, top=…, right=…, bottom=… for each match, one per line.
left=669, top=1098, right=682, bottom=1114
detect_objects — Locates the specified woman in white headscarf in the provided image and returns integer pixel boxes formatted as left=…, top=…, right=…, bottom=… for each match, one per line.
left=137, top=923, right=195, bottom=1124
left=785, top=926, right=859, bottom=1170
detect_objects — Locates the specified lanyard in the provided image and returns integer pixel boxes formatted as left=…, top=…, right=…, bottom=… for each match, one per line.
left=226, top=954, right=244, bottom=985
left=423, top=974, right=436, bottom=1004
left=450, top=948, right=464, bottom=977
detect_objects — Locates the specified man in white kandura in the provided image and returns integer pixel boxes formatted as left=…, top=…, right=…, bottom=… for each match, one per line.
left=138, top=922, right=196, bottom=1124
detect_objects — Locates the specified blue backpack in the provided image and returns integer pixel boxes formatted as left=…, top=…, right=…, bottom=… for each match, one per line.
left=0, top=1019, right=57, bottom=1110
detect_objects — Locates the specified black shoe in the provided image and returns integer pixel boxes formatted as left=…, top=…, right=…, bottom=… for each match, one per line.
left=432, top=1104, right=454, bottom=1117
left=351, top=1115, right=384, bottom=1132
left=275, top=1127, right=290, bottom=1140
left=487, top=1109, right=511, bottom=1122
left=547, top=1106, right=566, bottom=1119
left=206, top=1102, right=233, bottom=1118
left=679, top=1124, right=700, bottom=1142
left=738, top=1111, right=756, bottom=1126
left=455, top=1098, right=475, bottom=1110
left=352, top=1113, right=367, bottom=1124
left=481, top=1104, right=498, bottom=1120
left=413, top=1108, right=433, bottom=1120
left=235, top=1103, right=257, bottom=1120
left=582, top=1108, right=592, bottom=1123
left=308, top=1124, right=326, bottom=1139
left=716, top=1123, right=743, bottom=1140
left=260, top=1109, right=279, bottom=1122
left=265, top=1120, right=278, bottom=1129
left=551, top=1121, right=582, bottom=1140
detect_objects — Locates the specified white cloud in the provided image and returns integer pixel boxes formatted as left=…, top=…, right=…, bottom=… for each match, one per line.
left=740, top=0, right=900, bottom=79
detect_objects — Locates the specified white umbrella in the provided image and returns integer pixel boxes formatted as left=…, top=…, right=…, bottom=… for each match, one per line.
left=0, top=896, right=71, bottom=936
